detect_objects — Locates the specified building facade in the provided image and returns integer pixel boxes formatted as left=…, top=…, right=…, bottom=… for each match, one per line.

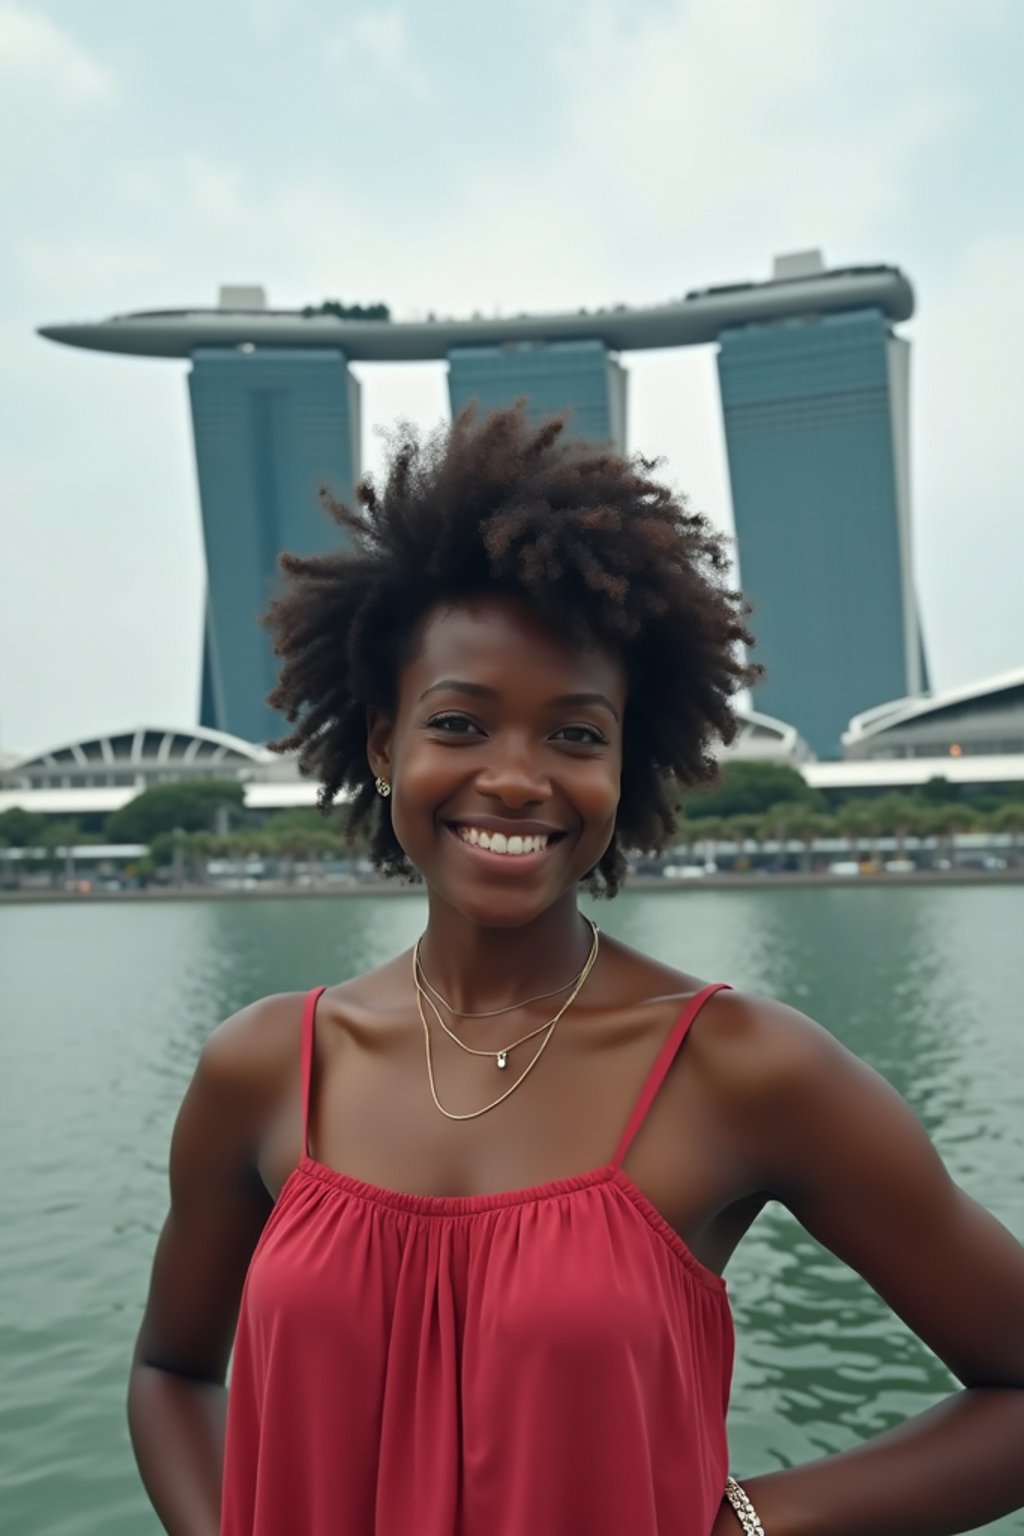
left=41, top=257, right=926, bottom=754
left=718, top=303, right=926, bottom=757
left=842, top=668, right=1024, bottom=761
left=448, top=340, right=627, bottom=450
left=189, top=346, right=361, bottom=744
left=0, top=708, right=809, bottom=820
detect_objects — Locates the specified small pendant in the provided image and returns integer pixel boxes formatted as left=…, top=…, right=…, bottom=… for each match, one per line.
left=496, top=1050, right=508, bottom=1070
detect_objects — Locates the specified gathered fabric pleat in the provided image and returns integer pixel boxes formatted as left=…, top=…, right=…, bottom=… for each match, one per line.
left=221, top=984, right=734, bottom=1536
left=223, top=1163, right=733, bottom=1536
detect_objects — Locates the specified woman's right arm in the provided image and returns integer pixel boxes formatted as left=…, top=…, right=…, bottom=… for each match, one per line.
left=128, top=998, right=297, bottom=1536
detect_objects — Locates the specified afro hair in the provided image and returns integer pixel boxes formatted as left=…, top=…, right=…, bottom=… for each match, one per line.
left=265, top=403, right=759, bottom=895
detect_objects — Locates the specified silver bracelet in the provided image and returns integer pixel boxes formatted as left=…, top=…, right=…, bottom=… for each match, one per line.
left=723, top=1476, right=766, bottom=1536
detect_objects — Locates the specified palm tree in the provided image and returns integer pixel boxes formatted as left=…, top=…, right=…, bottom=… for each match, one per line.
left=990, top=802, right=1024, bottom=868
left=263, top=823, right=336, bottom=885
left=723, top=813, right=762, bottom=870
left=759, top=801, right=798, bottom=871
left=39, top=820, right=81, bottom=889
left=785, top=809, right=834, bottom=873
left=919, top=803, right=982, bottom=867
left=835, top=801, right=884, bottom=866
left=667, top=812, right=698, bottom=865
left=872, top=794, right=925, bottom=863
left=225, top=829, right=275, bottom=877
left=188, top=830, right=221, bottom=884
left=691, top=815, right=728, bottom=869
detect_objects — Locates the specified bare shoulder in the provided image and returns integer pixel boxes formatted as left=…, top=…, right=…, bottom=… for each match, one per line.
left=313, top=952, right=415, bottom=1039
left=688, top=986, right=845, bottom=1092
left=688, top=990, right=1024, bottom=1391
left=193, top=990, right=311, bottom=1137
left=201, top=989, right=309, bottom=1076
left=197, top=954, right=413, bottom=1099
left=687, top=986, right=946, bottom=1199
left=597, top=932, right=711, bottom=1011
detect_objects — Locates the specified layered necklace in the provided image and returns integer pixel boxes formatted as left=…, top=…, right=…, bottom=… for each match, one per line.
left=412, top=918, right=600, bottom=1121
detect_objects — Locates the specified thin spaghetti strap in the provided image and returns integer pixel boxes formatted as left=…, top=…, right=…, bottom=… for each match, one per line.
left=300, top=986, right=328, bottom=1158
left=611, top=983, right=732, bottom=1170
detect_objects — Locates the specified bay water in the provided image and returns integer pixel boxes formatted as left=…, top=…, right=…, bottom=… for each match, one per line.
left=2, top=885, right=1022, bottom=1533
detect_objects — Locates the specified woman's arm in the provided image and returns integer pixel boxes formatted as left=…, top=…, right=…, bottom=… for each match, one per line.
left=712, top=994, right=1024, bottom=1536
left=128, top=996, right=299, bottom=1536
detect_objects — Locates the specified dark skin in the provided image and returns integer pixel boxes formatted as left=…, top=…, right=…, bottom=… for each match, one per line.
left=130, top=597, right=1024, bottom=1536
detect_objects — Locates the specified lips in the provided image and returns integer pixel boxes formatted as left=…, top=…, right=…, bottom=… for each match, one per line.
left=444, top=820, right=568, bottom=864
left=455, top=825, right=550, bottom=856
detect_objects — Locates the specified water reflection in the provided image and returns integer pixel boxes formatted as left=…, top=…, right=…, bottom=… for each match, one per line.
left=595, top=886, right=1023, bottom=1523
left=1, top=887, right=1021, bottom=1534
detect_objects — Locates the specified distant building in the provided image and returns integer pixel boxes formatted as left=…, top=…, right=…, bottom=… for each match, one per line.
left=720, top=708, right=812, bottom=765
left=4, top=703, right=1024, bottom=821
left=189, top=328, right=361, bottom=744
left=0, top=724, right=314, bottom=820
left=718, top=253, right=927, bottom=758
left=448, top=340, right=627, bottom=450
left=39, top=256, right=921, bottom=753
left=3, top=724, right=274, bottom=791
left=842, top=668, right=1024, bottom=761
left=184, top=291, right=363, bottom=744
left=0, top=710, right=813, bottom=821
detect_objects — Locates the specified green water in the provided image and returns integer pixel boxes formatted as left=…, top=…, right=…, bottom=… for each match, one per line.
left=2, top=887, right=1022, bottom=1534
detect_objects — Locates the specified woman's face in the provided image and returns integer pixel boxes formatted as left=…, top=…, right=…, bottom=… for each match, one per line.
left=369, top=596, right=626, bottom=928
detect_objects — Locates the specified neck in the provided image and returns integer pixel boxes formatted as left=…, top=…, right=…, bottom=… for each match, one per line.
left=416, top=892, right=595, bottom=1015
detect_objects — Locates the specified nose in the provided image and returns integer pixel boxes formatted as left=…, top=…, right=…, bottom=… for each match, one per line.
left=473, top=736, right=551, bottom=809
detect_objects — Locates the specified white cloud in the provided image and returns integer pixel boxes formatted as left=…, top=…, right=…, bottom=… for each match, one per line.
left=913, top=231, right=1024, bottom=687
left=443, top=0, right=959, bottom=307
left=0, top=2, right=114, bottom=176
left=2, top=0, right=1021, bottom=749
left=0, top=1, right=113, bottom=102
left=324, top=8, right=430, bottom=103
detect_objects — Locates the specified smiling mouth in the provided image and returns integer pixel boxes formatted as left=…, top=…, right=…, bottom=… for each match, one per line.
left=446, top=824, right=566, bottom=859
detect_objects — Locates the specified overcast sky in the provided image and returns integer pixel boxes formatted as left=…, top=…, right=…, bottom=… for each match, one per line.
left=1, top=0, right=1022, bottom=756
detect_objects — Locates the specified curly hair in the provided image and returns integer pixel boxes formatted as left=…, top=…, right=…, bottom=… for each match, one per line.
left=265, top=404, right=759, bottom=895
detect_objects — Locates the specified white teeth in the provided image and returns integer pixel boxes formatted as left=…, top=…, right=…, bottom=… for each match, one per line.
left=456, top=827, right=551, bottom=856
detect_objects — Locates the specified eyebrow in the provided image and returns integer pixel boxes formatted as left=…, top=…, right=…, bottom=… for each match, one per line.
left=419, top=678, right=620, bottom=721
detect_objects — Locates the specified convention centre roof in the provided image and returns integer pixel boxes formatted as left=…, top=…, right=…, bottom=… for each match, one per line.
left=724, top=709, right=812, bottom=764
left=9, top=705, right=1024, bottom=818
left=842, top=666, right=1024, bottom=763
left=844, top=666, right=1024, bottom=742
left=9, top=724, right=269, bottom=778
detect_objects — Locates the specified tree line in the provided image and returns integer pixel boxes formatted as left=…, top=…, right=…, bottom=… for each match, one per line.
left=1, top=762, right=1023, bottom=889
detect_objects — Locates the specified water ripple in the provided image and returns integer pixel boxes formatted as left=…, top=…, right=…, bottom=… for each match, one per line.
left=1, top=888, right=1021, bottom=1533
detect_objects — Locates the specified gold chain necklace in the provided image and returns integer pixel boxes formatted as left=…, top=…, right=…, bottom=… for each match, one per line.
left=412, top=920, right=600, bottom=1121
left=415, top=965, right=578, bottom=1019
left=415, top=985, right=558, bottom=1070
left=414, top=929, right=597, bottom=1068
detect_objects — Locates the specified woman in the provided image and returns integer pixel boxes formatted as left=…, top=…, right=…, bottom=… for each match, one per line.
left=128, top=407, right=1024, bottom=1536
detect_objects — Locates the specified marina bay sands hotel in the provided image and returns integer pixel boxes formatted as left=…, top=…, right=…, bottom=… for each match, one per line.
left=40, top=251, right=925, bottom=758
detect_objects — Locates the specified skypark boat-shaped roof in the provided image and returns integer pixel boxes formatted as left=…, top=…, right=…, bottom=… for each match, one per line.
left=38, top=261, right=914, bottom=362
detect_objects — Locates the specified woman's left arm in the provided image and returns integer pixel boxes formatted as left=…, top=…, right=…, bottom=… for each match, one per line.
left=715, top=995, right=1024, bottom=1536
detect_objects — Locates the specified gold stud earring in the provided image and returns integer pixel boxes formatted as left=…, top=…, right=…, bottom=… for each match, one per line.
left=375, top=776, right=391, bottom=798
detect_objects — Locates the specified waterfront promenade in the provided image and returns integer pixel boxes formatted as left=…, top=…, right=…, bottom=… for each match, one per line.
left=2, top=866, right=1023, bottom=902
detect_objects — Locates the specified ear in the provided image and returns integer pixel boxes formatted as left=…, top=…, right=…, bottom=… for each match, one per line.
left=366, top=707, right=393, bottom=783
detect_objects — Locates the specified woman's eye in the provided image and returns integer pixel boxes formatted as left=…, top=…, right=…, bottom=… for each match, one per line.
left=427, top=713, right=481, bottom=735
left=554, top=725, right=606, bottom=745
